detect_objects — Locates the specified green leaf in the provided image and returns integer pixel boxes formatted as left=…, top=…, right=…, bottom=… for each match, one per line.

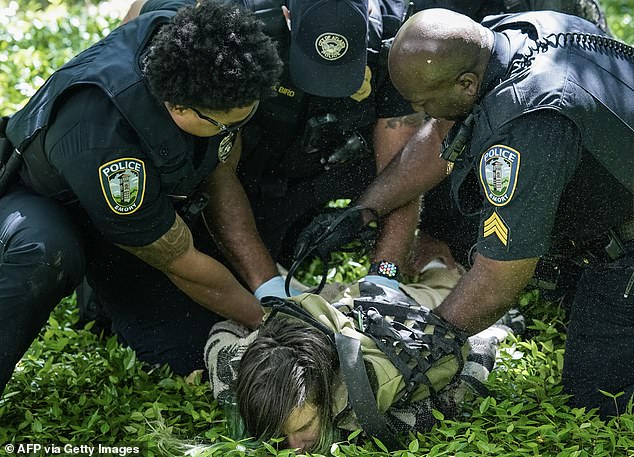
left=373, top=437, right=389, bottom=453
left=480, top=396, right=492, bottom=414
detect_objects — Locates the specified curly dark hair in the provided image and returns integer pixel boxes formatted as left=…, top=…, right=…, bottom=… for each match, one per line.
left=144, top=0, right=282, bottom=110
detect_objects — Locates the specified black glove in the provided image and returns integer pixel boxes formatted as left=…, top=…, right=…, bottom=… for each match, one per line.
left=293, top=206, right=376, bottom=261
left=285, top=206, right=378, bottom=296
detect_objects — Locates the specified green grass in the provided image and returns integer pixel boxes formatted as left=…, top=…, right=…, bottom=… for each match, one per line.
left=1, top=1, right=634, bottom=456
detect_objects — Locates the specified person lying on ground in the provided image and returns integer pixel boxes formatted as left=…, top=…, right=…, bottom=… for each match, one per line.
left=205, top=264, right=524, bottom=453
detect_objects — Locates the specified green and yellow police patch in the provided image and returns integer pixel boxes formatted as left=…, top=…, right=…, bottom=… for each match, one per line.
left=479, top=145, right=521, bottom=206
left=99, top=158, right=146, bottom=215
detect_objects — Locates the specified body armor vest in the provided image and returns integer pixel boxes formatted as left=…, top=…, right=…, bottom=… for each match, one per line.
left=475, top=12, right=633, bottom=189
left=451, top=12, right=633, bottom=219
left=237, top=0, right=409, bottom=196
left=7, top=11, right=215, bottom=200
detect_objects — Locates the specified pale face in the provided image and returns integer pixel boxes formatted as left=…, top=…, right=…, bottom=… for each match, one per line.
left=283, top=402, right=321, bottom=452
left=166, top=101, right=258, bottom=137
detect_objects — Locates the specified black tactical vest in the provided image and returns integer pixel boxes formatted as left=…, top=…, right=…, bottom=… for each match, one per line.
left=236, top=0, right=409, bottom=197
left=7, top=11, right=216, bottom=200
left=451, top=12, right=633, bottom=223
left=473, top=12, right=633, bottom=190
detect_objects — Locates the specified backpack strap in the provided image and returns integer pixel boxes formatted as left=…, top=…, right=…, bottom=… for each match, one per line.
left=352, top=299, right=468, bottom=402
left=263, top=296, right=335, bottom=343
left=335, top=332, right=402, bottom=450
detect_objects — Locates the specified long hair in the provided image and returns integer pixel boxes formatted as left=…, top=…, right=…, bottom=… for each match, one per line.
left=236, top=315, right=340, bottom=452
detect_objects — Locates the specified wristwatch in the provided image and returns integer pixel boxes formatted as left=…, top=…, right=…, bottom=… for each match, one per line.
left=368, top=260, right=399, bottom=280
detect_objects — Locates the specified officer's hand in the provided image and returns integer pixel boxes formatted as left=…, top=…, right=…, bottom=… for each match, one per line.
left=405, top=231, right=457, bottom=276
left=293, top=206, right=376, bottom=261
left=254, top=275, right=301, bottom=299
left=361, top=274, right=400, bottom=291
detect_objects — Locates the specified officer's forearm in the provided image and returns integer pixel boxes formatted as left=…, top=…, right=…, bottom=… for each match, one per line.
left=372, top=197, right=422, bottom=267
left=434, top=254, right=538, bottom=334
left=203, top=163, right=279, bottom=291
left=166, top=252, right=264, bottom=329
left=358, top=118, right=453, bottom=216
left=367, top=115, right=426, bottom=264
left=118, top=214, right=263, bottom=328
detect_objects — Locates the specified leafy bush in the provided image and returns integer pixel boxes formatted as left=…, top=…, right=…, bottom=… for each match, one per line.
left=1, top=1, right=633, bottom=456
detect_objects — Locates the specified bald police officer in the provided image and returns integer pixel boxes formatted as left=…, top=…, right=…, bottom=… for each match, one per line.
left=353, top=9, right=634, bottom=416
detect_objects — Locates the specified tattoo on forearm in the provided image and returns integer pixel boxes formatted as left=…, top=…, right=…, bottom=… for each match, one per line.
left=385, top=112, right=431, bottom=130
left=117, top=214, right=192, bottom=271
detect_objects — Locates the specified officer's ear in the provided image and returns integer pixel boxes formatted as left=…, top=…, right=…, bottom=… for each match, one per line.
left=456, top=72, right=479, bottom=97
left=165, top=102, right=188, bottom=115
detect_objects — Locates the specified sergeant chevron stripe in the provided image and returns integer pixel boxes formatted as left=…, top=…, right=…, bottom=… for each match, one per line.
left=483, top=212, right=509, bottom=246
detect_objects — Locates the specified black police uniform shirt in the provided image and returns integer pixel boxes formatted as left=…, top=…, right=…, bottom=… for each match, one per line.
left=455, top=25, right=633, bottom=262
left=42, top=85, right=221, bottom=247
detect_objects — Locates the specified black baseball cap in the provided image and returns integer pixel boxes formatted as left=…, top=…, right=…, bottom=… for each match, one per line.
left=288, top=0, right=369, bottom=98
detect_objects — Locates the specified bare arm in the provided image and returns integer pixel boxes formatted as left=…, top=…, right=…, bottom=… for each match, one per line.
left=201, top=133, right=279, bottom=291
left=118, top=214, right=264, bottom=328
left=359, top=117, right=454, bottom=217
left=434, top=254, right=538, bottom=334
left=360, top=117, right=454, bottom=268
left=370, top=113, right=426, bottom=266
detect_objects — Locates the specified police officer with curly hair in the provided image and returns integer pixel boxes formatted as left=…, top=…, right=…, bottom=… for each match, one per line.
left=131, top=0, right=426, bottom=285
left=0, top=0, right=283, bottom=394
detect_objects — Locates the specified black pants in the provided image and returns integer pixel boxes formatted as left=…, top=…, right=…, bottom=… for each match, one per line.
left=562, top=244, right=634, bottom=417
left=82, top=229, right=223, bottom=376
left=0, top=186, right=223, bottom=396
left=0, top=187, right=85, bottom=394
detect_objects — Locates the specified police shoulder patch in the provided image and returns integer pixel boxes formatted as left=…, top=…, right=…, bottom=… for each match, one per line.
left=99, top=158, right=146, bottom=215
left=479, top=144, right=521, bottom=206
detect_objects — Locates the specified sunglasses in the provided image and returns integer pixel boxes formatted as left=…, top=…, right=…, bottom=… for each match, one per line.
left=190, top=101, right=260, bottom=133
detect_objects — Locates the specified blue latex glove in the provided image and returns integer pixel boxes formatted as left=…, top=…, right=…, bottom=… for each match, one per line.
left=254, top=276, right=301, bottom=299
left=361, top=274, right=400, bottom=291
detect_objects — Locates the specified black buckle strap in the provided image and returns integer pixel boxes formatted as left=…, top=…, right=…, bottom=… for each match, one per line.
left=335, top=333, right=402, bottom=451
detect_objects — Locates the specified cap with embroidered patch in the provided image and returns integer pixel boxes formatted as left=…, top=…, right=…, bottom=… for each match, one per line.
left=288, top=0, right=369, bottom=97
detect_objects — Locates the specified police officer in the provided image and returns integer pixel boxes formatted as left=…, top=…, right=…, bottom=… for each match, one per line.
left=395, top=0, right=610, bottom=271
left=349, top=8, right=634, bottom=416
left=0, top=1, right=283, bottom=394
left=226, top=0, right=425, bottom=267
left=132, top=0, right=426, bottom=291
